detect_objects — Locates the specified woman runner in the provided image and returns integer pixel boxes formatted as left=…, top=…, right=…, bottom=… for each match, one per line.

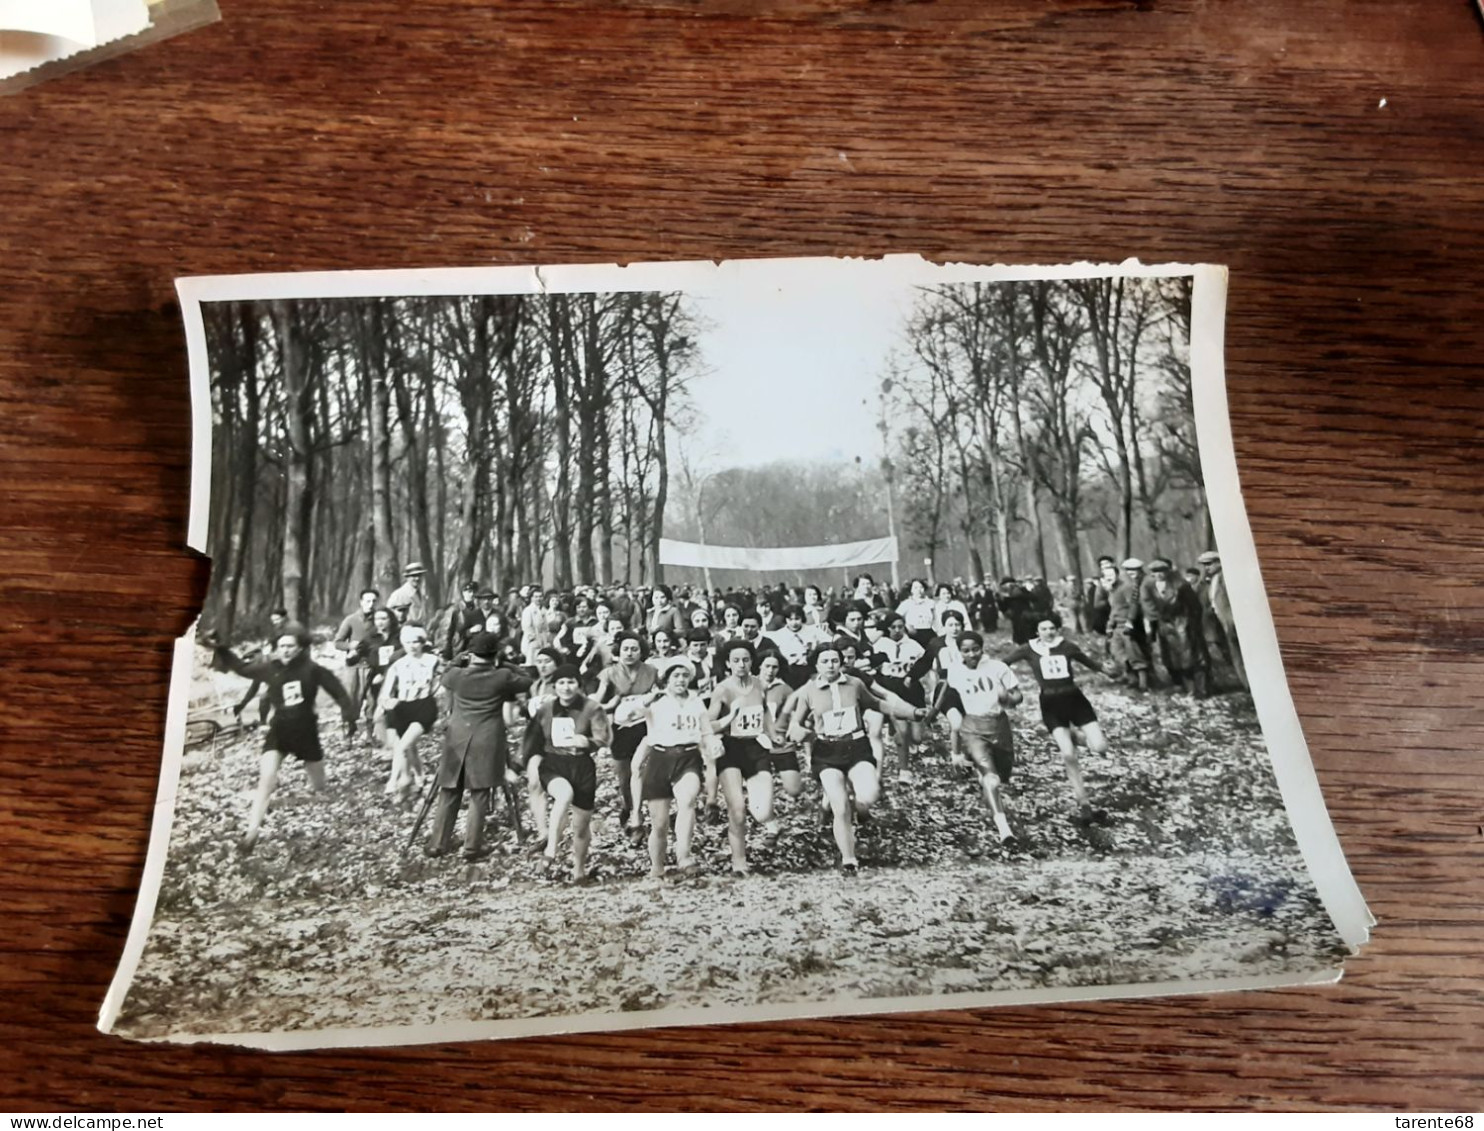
left=377, top=625, right=441, bottom=805
left=787, top=643, right=928, bottom=874
left=631, top=656, right=712, bottom=879
left=519, top=646, right=564, bottom=838
left=896, top=578, right=937, bottom=649
left=354, top=606, right=401, bottom=748
left=871, top=612, right=929, bottom=781
left=211, top=624, right=357, bottom=853
left=1003, top=612, right=1109, bottom=809
left=932, top=582, right=971, bottom=638
left=594, top=631, right=657, bottom=836
left=647, top=627, right=678, bottom=667
left=529, top=664, right=611, bottom=881
left=939, top=630, right=1023, bottom=841
left=755, top=651, right=805, bottom=847
left=707, top=639, right=773, bottom=875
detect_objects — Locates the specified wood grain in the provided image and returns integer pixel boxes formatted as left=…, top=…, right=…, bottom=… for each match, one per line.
left=2, top=0, right=1481, bottom=1111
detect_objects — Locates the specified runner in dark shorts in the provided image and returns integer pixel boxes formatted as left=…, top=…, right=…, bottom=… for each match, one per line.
left=1004, top=612, right=1109, bottom=809
left=633, top=656, right=712, bottom=879
left=377, top=625, right=441, bottom=805
left=529, top=664, right=610, bottom=882
left=786, top=644, right=928, bottom=874
left=538, top=752, right=598, bottom=815
left=708, top=639, right=775, bottom=875
left=756, top=653, right=805, bottom=847
left=594, top=631, right=658, bottom=837
left=809, top=733, right=876, bottom=779
left=640, top=743, right=705, bottom=804
left=210, top=624, right=356, bottom=853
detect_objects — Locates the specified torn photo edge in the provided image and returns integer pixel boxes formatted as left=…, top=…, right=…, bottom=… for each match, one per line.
left=98, top=254, right=1372, bottom=1046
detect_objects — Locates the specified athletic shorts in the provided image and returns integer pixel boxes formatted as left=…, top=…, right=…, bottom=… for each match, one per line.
left=641, top=744, right=703, bottom=802
left=1040, top=689, right=1098, bottom=732
left=716, top=735, right=769, bottom=779
left=811, top=735, right=875, bottom=779
left=265, top=716, right=324, bottom=763
left=960, top=714, right=1014, bottom=781
left=873, top=673, right=925, bottom=708
left=539, top=750, right=598, bottom=811
left=766, top=748, right=801, bottom=775
left=387, top=697, right=437, bottom=735
left=610, top=723, right=645, bottom=761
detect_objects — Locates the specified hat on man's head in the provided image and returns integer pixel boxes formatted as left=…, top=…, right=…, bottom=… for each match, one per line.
left=403, top=561, right=427, bottom=577
left=474, top=586, right=497, bottom=599
left=1149, top=559, right=1172, bottom=574
left=1121, top=558, right=1145, bottom=571
left=1198, top=550, right=1221, bottom=565
left=468, top=631, right=503, bottom=657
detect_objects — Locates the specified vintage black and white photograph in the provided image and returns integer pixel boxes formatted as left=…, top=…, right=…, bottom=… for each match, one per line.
left=101, top=257, right=1368, bottom=1048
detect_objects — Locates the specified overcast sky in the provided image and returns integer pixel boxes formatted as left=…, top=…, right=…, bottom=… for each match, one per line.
left=678, top=259, right=920, bottom=473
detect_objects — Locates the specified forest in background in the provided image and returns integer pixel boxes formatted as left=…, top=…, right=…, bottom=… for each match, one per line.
left=884, top=275, right=1203, bottom=584
left=201, top=275, right=1203, bottom=637
left=660, top=276, right=1203, bottom=589
left=202, top=291, right=695, bottom=639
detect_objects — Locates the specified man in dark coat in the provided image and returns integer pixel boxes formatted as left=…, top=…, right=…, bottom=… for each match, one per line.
left=1199, top=550, right=1248, bottom=691
left=427, top=631, right=533, bottom=860
left=442, top=582, right=495, bottom=661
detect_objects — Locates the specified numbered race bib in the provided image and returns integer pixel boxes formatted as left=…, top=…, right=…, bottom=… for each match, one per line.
left=617, top=694, right=647, bottom=726
left=1039, top=653, right=1070, bottom=681
left=378, top=645, right=395, bottom=667
left=955, top=670, right=1003, bottom=712
left=675, top=712, right=701, bottom=736
left=820, top=708, right=856, bottom=738
left=731, top=705, right=765, bottom=738
left=550, top=716, right=579, bottom=749
left=281, top=680, right=304, bottom=707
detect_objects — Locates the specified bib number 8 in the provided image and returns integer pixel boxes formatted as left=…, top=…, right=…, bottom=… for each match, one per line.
left=1039, top=654, right=1070, bottom=680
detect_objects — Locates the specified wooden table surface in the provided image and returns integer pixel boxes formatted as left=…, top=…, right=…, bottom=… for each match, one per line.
left=3, top=0, right=1482, bottom=1112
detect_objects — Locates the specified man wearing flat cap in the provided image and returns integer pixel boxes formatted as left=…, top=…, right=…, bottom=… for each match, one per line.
left=1198, top=551, right=1247, bottom=691
left=1107, top=557, right=1152, bottom=691
left=428, top=630, right=533, bottom=860
left=441, top=580, right=491, bottom=661
left=1144, top=559, right=1209, bottom=697
left=387, top=561, right=430, bottom=629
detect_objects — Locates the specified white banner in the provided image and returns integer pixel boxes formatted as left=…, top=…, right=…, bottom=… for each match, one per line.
left=658, top=536, right=898, bottom=572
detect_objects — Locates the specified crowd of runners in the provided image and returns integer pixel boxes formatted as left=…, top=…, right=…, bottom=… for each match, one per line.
left=205, top=552, right=1248, bottom=882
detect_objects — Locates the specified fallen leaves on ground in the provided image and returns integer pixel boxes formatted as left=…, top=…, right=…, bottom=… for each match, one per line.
left=112, top=642, right=1348, bottom=1040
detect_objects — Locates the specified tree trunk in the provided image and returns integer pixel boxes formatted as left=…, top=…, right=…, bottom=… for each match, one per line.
left=362, top=302, right=398, bottom=594
left=451, top=297, right=493, bottom=590
left=548, top=297, right=574, bottom=589
left=274, top=301, right=313, bottom=625
left=223, top=303, right=260, bottom=641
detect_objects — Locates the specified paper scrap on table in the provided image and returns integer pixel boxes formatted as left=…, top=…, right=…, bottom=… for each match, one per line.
left=0, top=0, right=148, bottom=82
